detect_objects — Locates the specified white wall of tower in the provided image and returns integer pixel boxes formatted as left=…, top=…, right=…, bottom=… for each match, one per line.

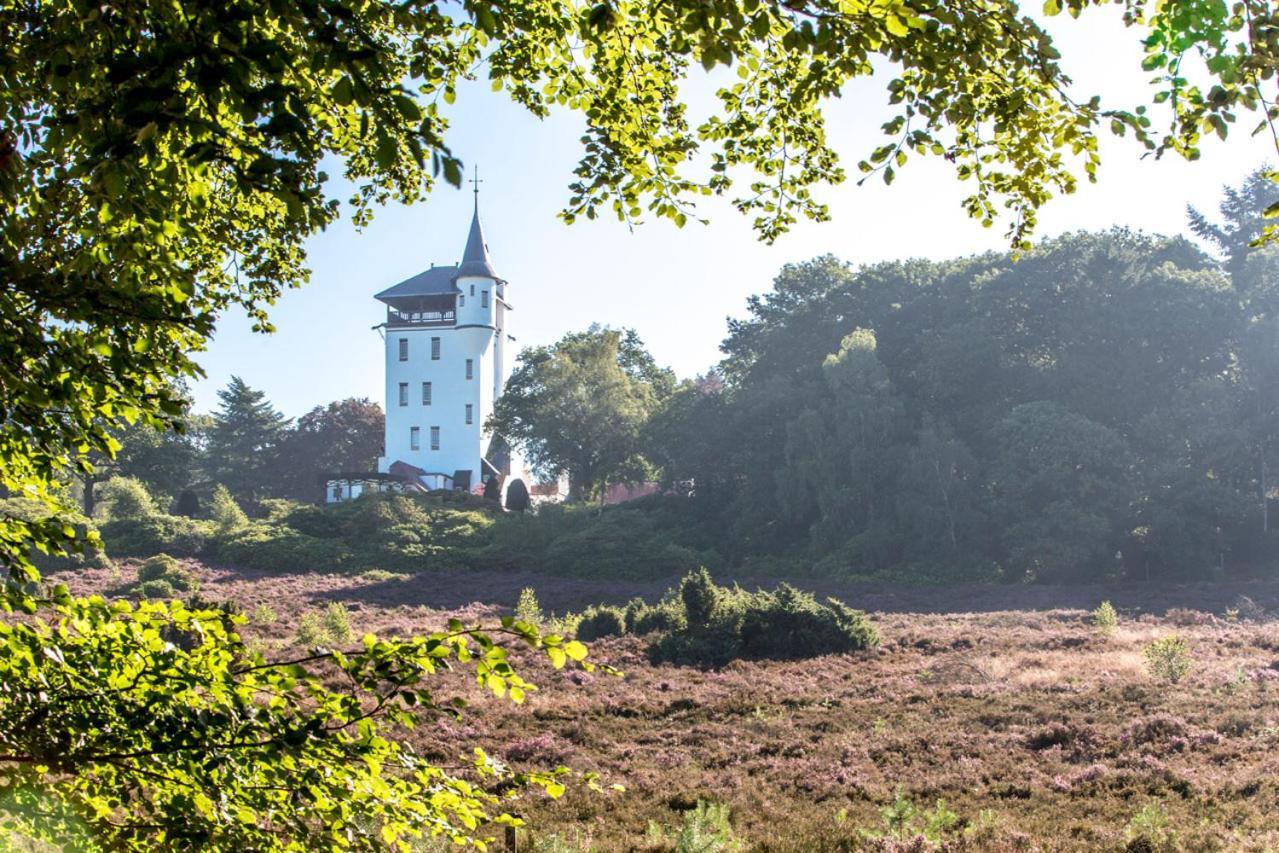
left=377, top=273, right=504, bottom=487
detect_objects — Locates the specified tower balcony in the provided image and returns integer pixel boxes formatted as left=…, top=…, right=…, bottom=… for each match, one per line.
left=387, top=307, right=455, bottom=328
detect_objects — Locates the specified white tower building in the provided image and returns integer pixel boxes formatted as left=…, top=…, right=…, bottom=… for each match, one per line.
left=374, top=189, right=512, bottom=493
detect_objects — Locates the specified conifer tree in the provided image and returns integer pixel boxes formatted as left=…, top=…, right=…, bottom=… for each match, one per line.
left=206, top=377, right=290, bottom=506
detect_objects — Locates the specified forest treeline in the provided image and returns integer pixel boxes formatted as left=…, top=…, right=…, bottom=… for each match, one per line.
left=644, top=227, right=1276, bottom=583
left=78, top=177, right=1279, bottom=585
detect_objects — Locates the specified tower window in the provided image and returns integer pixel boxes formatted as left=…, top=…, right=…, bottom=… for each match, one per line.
left=430, top=426, right=440, bottom=450
left=421, top=381, right=432, bottom=405
left=410, top=426, right=420, bottom=451
left=465, top=403, right=473, bottom=425
left=459, top=294, right=465, bottom=307
left=481, top=290, right=490, bottom=308
left=398, top=338, right=408, bottom=361
left=398, top=382, right=408, bottom=407
left=431, top=337, right=441, bottom=360
left=465, top=358, right=474, bottom=380
left=470, top=284, right=475, bottom=296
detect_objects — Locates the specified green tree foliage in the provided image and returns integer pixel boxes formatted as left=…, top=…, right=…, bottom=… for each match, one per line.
left=6, top=0, right=1272, bottom=583
left=273, top=398, right=384, bottom=502
left=206, top=377, right=291, bottom=506
left=780, top=329, right=907, bottom=570
left=1, top=5, right=1276, bottom=843
left=93, top=476, right=158, bottom=522
left=209, top=484, right=250, bottom=534
left=651, top=229, right=1264, bottom=581
left=988, top=402, right=1134, bottom=583
left=490, top=328, right=672, bottom=502
left=1188, top=170, right=1279, bottom=539
left=0, top=597, right=595, bottom=850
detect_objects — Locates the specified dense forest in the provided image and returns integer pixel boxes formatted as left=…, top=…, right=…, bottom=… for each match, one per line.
left=647, top=228, right=1276, bottom=583
left=69, top=176, right=1279, bottom=586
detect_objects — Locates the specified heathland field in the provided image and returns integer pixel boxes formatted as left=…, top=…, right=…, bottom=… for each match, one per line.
left=59, top=561, right=1279, bottom=851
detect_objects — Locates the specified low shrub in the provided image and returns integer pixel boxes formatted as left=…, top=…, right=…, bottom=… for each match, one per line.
left=625, top=595, right=686, bottom=635
left=737, top=584, right=880, bottom=660
left=136, top=579, right=175, bottom=599
left=515, top=587, right=543, bottom=626
left=138, top=553, right=180, bottom=583
left=295, top=603, right=356, bottom=647
left=95, top=476, right=157, bottom=521
left=215, top=523, right=353, bottom=572
left=1144, top=636, right=1192, bottom=684
left=322, top=602, right=355, bottom=645
left=575, top=606, right=627, bottom=641
left=209, top=484, right=249, bottom=532
left=100, top=514, right=211, bottom=558
left=569, top=570, right=878, bottom=665
left=1092, top=600, right=1118, bottom=635
left=646, top=800, right=740, bottom=853
left=134, top=553, right=199, bottom=595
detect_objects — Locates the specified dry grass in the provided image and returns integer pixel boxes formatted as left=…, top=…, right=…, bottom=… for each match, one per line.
left=53, top=562, right=1279, bottom=850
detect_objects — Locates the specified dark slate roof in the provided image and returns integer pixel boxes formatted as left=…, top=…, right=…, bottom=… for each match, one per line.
left=456, top=202, right=499, bottom=280
left=374, top=199, right=499, bottom=302
left=374, top=265, right=459, bottom=302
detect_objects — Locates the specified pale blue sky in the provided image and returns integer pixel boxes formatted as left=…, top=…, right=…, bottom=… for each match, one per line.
left=192, top=9, right=1276, bottom=418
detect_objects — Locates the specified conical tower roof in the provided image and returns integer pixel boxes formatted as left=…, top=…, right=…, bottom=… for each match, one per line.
left=456, top=196, right=499, bottom=280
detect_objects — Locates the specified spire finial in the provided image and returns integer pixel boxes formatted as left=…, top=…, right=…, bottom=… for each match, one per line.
left=468, top=165, right=483, bottom=207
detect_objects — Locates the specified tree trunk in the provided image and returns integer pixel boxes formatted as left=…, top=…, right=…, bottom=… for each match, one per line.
left=1262, top=448, right=1269, bottom=534
left=82, top=476, right=97, bottom=518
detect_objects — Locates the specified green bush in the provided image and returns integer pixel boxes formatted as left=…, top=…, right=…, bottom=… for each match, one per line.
left=100, top=514, right=211, bottom=558
left=574, top=606, right=627, bottom=641
left=96, top=476, right=157, bottom=521
left=138, top=553, right=180, bottom=582
left=134, top=553, right=199, bottom=594
left=215, top=523, right=353, bottom=572
left=209, top=484, right=249, bottom=532
left=625, top=595, right=686, bottom=635
left=136, top=579, right=175, bottom=599
left=1093, top=600, right=1118, bottom=635
left=294, top=604, right=356, bottom=647
left=322, top=602, right=354, bottom=645
left=1144, top=636, right=1192, bottom=684
left=646, top=800, right=741, bottom=852
left=737, top=584, right=879, bottom=659
left=515, top=587, right=543, bottom=626
left=654, top=570, right=878, bottom=666
left=0, top=498, right=112, bottom=572
left=680, top=567, right=721, bottom=624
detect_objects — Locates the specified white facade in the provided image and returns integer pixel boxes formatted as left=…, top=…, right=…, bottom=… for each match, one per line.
left=374, top=200, right=513, bottom=492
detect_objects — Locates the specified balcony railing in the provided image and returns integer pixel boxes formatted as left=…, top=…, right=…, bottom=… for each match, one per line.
left=387, top=309, right=455, bottom=327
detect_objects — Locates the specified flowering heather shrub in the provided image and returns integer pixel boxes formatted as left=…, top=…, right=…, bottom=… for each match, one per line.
left=501, top=734, right=570, bottom=765
left=1165, top=608, right=1214, bottom=627
left=1144, top=636, right=1192, bottom=684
